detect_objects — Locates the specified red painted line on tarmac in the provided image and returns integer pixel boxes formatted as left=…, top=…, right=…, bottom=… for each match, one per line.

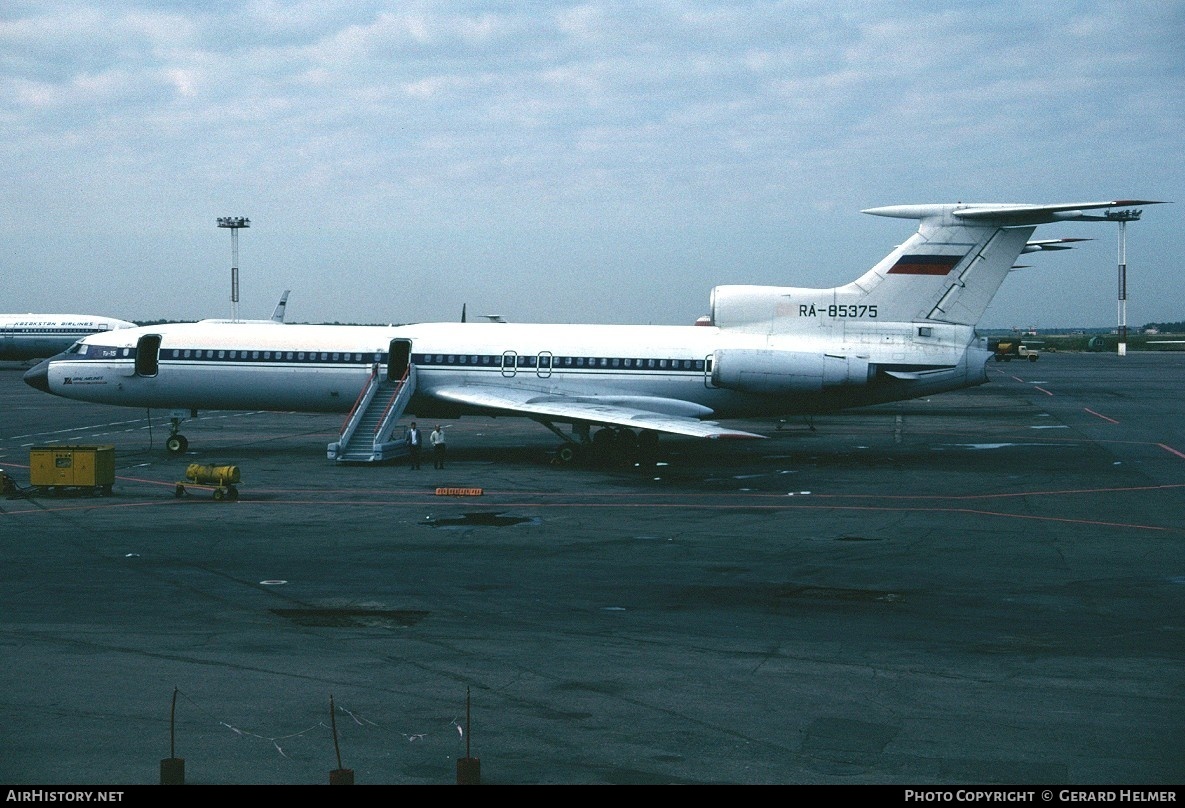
left=737, top=482, right=1185, bottom=501
left=10, top=479, right=1184, bottom=508
left=1157, top=443, right=1185, bottom=460
left=4, top=496, right=1177, bottom=534
left=1033, top=386, right=1054, bottom=396
left=1084, top=408, right=1120, bottom=424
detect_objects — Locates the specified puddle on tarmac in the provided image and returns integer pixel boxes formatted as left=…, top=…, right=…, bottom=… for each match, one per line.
left=425, top=512, right=540, bottom=528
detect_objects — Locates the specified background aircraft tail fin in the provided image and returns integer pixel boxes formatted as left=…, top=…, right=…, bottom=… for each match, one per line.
left=271, top=290, right=290, bottom=323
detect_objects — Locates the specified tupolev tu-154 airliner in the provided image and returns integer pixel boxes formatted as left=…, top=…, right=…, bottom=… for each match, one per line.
left=23, top=200, right=1163, bottom=463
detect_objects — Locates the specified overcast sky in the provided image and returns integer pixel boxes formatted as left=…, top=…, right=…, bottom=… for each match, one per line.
left=2, top=1, right=1181, bottom=330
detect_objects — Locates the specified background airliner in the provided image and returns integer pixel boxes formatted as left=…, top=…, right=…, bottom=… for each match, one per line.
left=1, top=313, right=136, bottom=362
left=23, top=200, right=1163, bottom=463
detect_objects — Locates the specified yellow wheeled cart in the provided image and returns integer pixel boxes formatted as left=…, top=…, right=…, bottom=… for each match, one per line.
left=175, top=463, right=241, bottom=501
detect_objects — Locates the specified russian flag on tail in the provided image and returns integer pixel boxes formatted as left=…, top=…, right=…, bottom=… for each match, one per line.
left=887, top=254, right=963, bottom=275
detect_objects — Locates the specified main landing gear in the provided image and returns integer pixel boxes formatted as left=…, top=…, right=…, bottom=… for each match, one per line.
left=549, top=425, right=660, bottom=467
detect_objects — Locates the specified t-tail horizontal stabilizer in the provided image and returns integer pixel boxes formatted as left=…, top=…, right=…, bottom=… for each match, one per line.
left=863, top=200, right=1166, bottom=225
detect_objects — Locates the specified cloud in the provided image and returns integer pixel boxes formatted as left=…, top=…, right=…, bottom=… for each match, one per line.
left=0, top=1, right=1180, bottom=327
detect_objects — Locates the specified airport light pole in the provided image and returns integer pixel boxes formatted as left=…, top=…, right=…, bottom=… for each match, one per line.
left=217, top=217, right=250, bottom=322
left=1104, top=208, right=1142, bottom=356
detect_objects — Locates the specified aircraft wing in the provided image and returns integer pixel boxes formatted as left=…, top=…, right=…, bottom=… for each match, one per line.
left=429, top=384, right=765, bottom=439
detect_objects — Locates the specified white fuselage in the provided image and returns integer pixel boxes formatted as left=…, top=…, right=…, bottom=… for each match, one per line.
left=0, top=314, right=136, bottom=361
left=20, top=199, right=1162, bottom=444
left=29, top=318, right=987, bottom=421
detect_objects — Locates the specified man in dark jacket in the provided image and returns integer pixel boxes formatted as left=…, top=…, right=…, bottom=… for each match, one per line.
left=405, top=422, right=422, bottom=469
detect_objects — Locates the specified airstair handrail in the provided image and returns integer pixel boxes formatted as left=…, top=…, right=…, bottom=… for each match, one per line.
left=373, top=365, right=411, bottom=436
left=340, top=363, right=380, bottom=433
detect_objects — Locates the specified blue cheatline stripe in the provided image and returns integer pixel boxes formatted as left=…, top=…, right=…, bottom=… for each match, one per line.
left=71, top=348, right=712, bottom=374
left=0, top=327, right=108, bottom=335
left=411, top=353, right=707, bottom=372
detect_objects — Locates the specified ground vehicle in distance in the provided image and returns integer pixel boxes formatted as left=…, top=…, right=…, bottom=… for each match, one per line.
left=990, top=339, right=1039, bottom=362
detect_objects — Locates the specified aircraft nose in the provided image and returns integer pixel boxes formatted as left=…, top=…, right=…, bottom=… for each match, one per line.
left=23, top=359, right=51, bottom=393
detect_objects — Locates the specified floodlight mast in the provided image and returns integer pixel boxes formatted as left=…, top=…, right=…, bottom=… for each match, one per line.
left=217, top=217, right=250, bottom=322
left=1104, top=209, right=1142, bottom=356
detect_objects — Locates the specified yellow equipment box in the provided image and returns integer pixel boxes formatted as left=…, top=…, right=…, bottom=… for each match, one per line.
left=29, top=445, right=116, bottom=492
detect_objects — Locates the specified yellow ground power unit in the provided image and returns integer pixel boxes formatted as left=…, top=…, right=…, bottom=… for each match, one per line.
left=29, top=445, right=116, bottom=495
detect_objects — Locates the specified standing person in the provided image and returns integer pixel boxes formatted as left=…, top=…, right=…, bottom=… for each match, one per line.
left=430, top=424, right=447, bottom=469
left=405, top=422, right=422, bottom=469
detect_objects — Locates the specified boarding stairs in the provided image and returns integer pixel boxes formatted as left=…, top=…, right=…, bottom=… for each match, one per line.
left=327, top=364, right=416, bottom=463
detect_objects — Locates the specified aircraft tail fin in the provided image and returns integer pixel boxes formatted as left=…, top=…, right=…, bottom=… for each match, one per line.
left=843, top=206, right=1036, bottom=326
left=709, top=200, right=1164, bottom=331
left=271, top=290, right=290, bottom=323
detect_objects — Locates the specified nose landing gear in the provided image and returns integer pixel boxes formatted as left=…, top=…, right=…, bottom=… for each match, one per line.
left=164, top=411, right=193, bottom=455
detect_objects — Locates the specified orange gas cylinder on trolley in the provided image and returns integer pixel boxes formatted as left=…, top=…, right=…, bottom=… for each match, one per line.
left=175, top=463, right=241, bottom=500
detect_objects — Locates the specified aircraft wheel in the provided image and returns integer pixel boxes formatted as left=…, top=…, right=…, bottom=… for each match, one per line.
left=636, top=430, right=660, bottom=464
left=166, top=434, right=189, bottom=455
left=591, top=428, right=618, bottom=465
left=592, top=428, right=616, bottom=447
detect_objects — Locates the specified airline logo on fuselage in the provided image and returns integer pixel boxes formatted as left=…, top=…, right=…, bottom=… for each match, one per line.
left=887, top=254, right=963, bottom=275
left=8, top=321, right=102, bottom=328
